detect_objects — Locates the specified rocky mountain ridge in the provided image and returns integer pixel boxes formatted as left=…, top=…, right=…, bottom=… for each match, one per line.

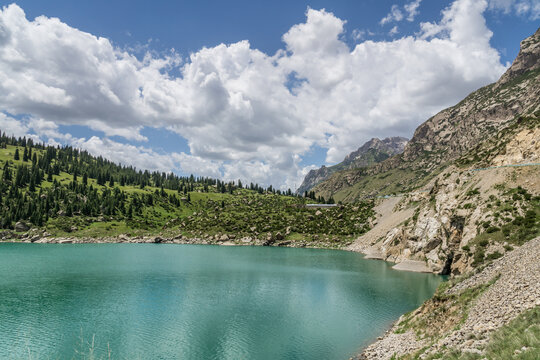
left=297, top=136, right=407, bottom=195
left=314, top=27, right=540, bottom=202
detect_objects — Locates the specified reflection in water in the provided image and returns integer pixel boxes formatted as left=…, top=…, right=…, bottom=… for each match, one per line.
left=0, top=244, right=442, bottom=359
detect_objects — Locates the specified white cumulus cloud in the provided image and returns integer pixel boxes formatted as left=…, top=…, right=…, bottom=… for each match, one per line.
left=0, top=1, right=512, bottom=189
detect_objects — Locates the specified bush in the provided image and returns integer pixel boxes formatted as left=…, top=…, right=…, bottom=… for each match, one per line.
left=473, top=249, right=485, bottom=266
left=486, top=251, right=503, bottom=261
left=486, top=226, right=500, bottom=233
left=503, top=244, right=514, bottom=251
left=478, top=239, right=489, bottom=247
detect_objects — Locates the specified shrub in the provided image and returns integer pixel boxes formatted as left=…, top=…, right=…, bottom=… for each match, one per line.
left=478, top=239, right=489, bottom=247
left=486, top=226, right=500, bottom=233
left=473, top=249, right=485, bottom=266
left=486, top=251, right=503, bottom=261
left=503, top=244, right=514, bottom=251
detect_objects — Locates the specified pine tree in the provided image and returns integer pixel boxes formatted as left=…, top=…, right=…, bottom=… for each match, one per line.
left=14, top=148, right=19, bottom=161
left=22, top=147, right=28, bottom=162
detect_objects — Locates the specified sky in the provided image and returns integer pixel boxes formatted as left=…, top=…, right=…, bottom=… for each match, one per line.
left=0, top=0, right=538, bottom=190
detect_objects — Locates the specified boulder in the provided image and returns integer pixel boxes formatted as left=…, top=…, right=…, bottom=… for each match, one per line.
left=219, top=234, right=229, bottom=242
left=14, top=221, right=30, bottom=232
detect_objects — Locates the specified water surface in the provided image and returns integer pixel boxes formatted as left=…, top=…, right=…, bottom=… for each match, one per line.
left=0, top=244, right=441, bottom=359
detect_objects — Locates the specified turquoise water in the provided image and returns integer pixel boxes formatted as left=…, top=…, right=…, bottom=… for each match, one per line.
left=0, top=244, right=441, bottom=359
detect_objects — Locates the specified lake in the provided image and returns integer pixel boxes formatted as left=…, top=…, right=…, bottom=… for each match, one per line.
left=0, top=244, right=442, bottom=359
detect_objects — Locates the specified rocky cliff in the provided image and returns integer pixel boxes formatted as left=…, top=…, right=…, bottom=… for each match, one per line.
left=297, top=137, right=407, bottom=195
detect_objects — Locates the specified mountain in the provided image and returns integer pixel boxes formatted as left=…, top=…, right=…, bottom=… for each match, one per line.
left=349, top=28, right=540, bottom=358
left=313, top=27, right=540, bottom=203
left=297, top=136, right=408, bottom=195
left=340, top=27, right=540, bottom=275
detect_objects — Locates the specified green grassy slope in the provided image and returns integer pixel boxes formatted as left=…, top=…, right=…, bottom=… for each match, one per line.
left=0, top=141, right=374, bottom=246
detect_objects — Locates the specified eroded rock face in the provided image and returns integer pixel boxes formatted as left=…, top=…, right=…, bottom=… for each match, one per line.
left=497, top=27, right=540, bottom=86
left=492, top=127, right=540, bottom=166
left=353, top=137, right=538, bottom=275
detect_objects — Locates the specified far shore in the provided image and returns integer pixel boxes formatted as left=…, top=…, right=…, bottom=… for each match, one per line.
left=0, top=234, right=439, bottom=274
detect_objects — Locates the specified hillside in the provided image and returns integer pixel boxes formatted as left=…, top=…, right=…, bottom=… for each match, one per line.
left=314, top=27, right=540, bottom=203
left=297, top=136, right=407, bottom=195
left=0, top=135, right=374, bottom=247
left=347, top=28, right=540, bottom=359
left=340, top=28, right=540, bottom=275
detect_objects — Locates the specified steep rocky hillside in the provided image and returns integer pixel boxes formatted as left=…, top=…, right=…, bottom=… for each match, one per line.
left=359, top=236, right=540, bottom=359
left=348, top=116, right=539, bottom=275
left=297, top=137, right=407, bottom=195
left=314, top=27, right=540, bottom=203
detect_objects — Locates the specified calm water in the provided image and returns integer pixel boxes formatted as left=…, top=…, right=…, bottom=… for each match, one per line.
left=0, top=244, right=441, bottom=360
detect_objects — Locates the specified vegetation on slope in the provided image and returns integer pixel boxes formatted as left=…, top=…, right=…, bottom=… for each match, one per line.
left=0, top=131, right=374, bottom=245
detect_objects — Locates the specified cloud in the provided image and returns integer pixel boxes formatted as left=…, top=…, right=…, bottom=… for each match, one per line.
left=405, top=0, right=423, bottom=21
left=380, top=5, right=404, bottom=25
left=488, top=0, right=540, bottom=19
left=351, top=29, right=366, bottom=41
left=0, top=2, right=509, bottom=189
left=389, top=26, right=399, bottom=36
left=381, top=1, right=423, bottom=25
left=0, top=112, right=30, bottom=138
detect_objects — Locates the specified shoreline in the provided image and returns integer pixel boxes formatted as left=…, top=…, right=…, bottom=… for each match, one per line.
left=0, top=233, right=439, bottom=275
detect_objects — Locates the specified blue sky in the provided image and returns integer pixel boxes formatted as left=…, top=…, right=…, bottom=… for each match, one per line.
left=12, top=1, right=537, bottom=64
left=0, top=0, right=538, bottom=189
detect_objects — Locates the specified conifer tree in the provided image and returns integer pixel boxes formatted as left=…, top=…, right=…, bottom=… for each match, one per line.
left=14, top=148, right=19, bottom=161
